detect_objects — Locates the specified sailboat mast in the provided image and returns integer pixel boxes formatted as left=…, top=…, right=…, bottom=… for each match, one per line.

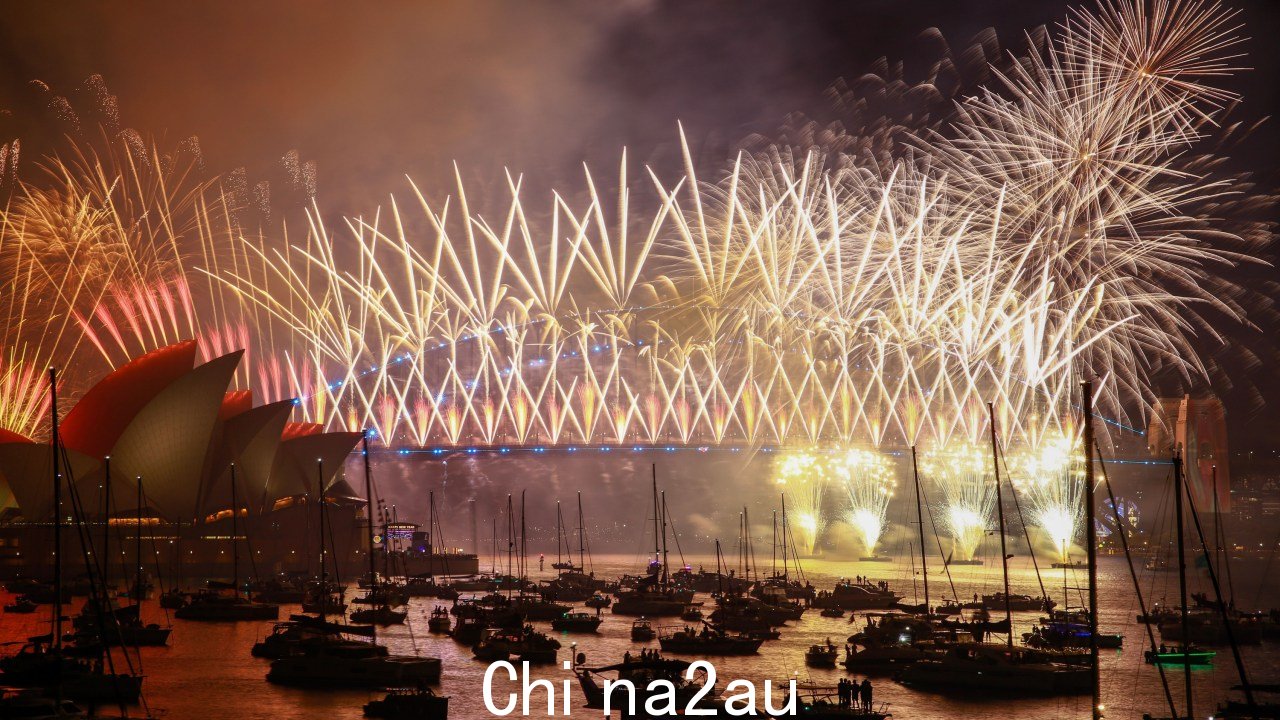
left=138, top=474, right=146, bottom=604
left=230, top=465, right=238, bottom=599
left=715, top=539, right=724, bottom=595
left=781, top=495, right=789, bottom=580
left=1081, top=381, right=1101, bottom=720
left=988, top=402, right=1013, bottom=647
left=506, top=495, right=513, bottom=593
left=49, top=368, right=62, bottom=656
left=555, top=501, right=563, bottom=568
left=360, top=430, right=373, bottom=584
left=362, top=433, right=377, bottom=584
left=1173, top=451, right=1193, bottom=718
left=102, top=457, right=111, bottom=592
left=576, top=492, right=586, bottom=571
left=911, top=446, right=929, bottom=614
left=660, top=491, right=669, bottom=585
left=651, top=465, right=660, bottom=567
left=771, top=510, right=777, bottom=578
left=316, top=458, right=326, bottom=622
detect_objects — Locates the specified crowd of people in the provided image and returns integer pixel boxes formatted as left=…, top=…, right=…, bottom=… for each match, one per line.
left=836, top=677, right=873, bottom=711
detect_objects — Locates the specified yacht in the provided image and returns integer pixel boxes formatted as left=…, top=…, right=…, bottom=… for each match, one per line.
left=267, top=637, right=441, bottom=688
left=896, top=643, right=1090, bottom=695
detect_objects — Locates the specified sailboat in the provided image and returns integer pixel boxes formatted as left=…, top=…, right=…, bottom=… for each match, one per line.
left=550, top=501, right=577, bottom=570
left=612, top=466, right=692, bottom=617
left=753, top=498, right=816, bottom=604
left=540, top=493, right=607, bottom=602
left=896, top=400, right=1090, bottom=696
left=0, top=368, right=144, bottom=705
left=70, top=464, right=171, bottom=649
left=267, top=437, right=442, bottom=689
left=175, top=462, right=279, bottom=621
left=350, top=445, right=406, bottom=626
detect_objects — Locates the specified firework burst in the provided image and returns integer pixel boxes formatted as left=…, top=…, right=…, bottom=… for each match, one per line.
left=1010, top=429, right=1087, bottom=563
left=921, top=444, right=995, bottom=562
left=773, top=451, right=830, bottom=556
left=833, top=448, right=896, bottom=556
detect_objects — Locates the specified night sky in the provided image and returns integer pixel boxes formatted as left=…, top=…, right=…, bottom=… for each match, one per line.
left=2, top=0, right=1277, bottom=448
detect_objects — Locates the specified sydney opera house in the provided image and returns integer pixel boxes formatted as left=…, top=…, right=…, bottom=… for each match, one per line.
left=0, top=340, right=476, bottom=581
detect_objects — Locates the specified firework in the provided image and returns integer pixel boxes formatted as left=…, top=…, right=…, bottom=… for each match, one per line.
left=833, top=448, right=895, bottom=556
left=1010, top=430, right=1087, bottom=563
left=773, top=451, right=829, bottom=556
left=1, top=0, right=1264, bottom=470
left=922, top=444, right=995, bottom=562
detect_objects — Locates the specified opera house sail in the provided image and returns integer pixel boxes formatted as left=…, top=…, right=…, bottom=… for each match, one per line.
left=0, top=340, right=478, bottom=582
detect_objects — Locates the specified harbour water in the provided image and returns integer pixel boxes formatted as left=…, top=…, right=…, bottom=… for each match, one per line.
left=3, top=554, right=1277, bottom=719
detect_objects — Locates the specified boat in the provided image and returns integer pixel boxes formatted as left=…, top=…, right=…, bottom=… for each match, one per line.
left=967, top=592, right=1054, bottom=612
left=1137, top=604, right=1181, bottom=624
left=805, top=640, right=839, bottom=667
left=249, top=575, right=308, bottom=604
left=658, top=624, right=763, bottom=655
left=850, top=612, right=936, bottom=645
left=550, top=612, right=603, bottom=633
left=1051, top=560, right=1088, bottom=570
left=363, top=686, right=450, bottom=719
left=405, top=577, right=459, bottom=600
left=611, top=588, right=688, bottom=617
left=1213, top=684, right=1280, bottom=720
left=0, top=381, right=144, bottom=706
left=812, top=581, right=899, bottom=611
left=614, top=468, right=699, bottom=619
left=821, top=608, right=845, bottom=618
left=1144, top=645, right=1216, bottom=666
left=351, top=584, right=408, bottom=608
left=894, top=403, right=1089, bottom=698
left=1024, top=621, right=1122, bottom=650
left=159, top=589, right=187, bottom=610
left=842, top=641, right=929, bottom=671
left=427, top=606, right=452, bottom=633
left=267, top=638, right=442, bottom=688
left=450, top=613, right=497, bottom=646
left=585, top=594, right=612, bottom=610
left=300, top=583, right=348, bottom=615
left=473, top=625, right=560, bottom=664
left=573, top=652, right=720, bottom=714
left=859, top=556, right=893, bottom=563
left=508, top=593, right=572, bottom=621
left=1158, top=611, right=1263, bottom=646
left=3, top=597, right=37, bottom=614
left=680, top=606, right=703, bottom=622
left=73, top=601, right=171, bottom=647
left=0, top=689, right=85, bottom=718
left=175, top=465, right=279, bottom=622
left=174, top=589, right=279, bottom=621
left=896, top=643, right=1091, bottom=694
left=630, top=619, right=656, bottom=642
left=350, top=605, right=409, bottom=626
left=0, top=641, right=144, bottom=703
left=775, top=682, right=892, bottom=719
left=252, top=614, right=378, bottom=659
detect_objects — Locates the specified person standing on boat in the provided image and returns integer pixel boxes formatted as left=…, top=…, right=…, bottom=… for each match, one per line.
left=859, top=679, right=872, bottom=711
